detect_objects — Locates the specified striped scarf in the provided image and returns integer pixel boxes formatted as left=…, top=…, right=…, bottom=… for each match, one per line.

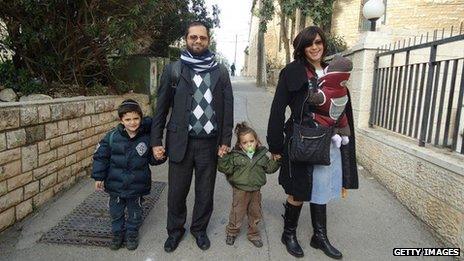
left=180, top=49, right=219, bottom=73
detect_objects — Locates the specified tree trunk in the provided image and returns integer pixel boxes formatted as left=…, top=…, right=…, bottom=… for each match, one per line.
left=278, top=0, right=290, bottom=64
left=256, top=26, right=266, bottom=87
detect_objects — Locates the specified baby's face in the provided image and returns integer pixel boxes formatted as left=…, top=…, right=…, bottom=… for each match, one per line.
left=239, top=133, right=257, bottom=153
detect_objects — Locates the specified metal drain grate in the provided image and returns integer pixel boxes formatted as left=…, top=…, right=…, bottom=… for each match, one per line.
left=39, top=181, right=166, bottom=247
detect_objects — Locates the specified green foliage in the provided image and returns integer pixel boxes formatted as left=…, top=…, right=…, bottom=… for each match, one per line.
left=0, top=60, right=44, bottom=95
left=325, top=33, right=347, bottom=56
left=256, top=0, right=275, bottom=32
left=0, top=0, right=219, bottom=95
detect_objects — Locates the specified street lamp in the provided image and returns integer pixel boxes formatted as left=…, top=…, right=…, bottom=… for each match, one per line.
left=362, top=0, right=385, bottom=31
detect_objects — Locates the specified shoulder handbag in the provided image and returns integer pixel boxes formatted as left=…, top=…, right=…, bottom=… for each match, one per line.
left=288, top=71, right=341, bottom=166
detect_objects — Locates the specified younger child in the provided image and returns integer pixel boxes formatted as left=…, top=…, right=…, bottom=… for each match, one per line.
left=218, top=122, right=280, bottom=248
left=308, top=54, right=353, bottom=148
left=92, top=99, right=164, bottom=251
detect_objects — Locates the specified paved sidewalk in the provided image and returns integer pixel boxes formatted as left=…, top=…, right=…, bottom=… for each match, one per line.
left=0, top=77, right=449, bottom=261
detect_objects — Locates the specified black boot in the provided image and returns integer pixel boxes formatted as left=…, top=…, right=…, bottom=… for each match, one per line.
left=281, top=201, right=304, bottom=258
left=310, top=203, right=343, bottom=259
left=110, top=232, right=124, bottom=250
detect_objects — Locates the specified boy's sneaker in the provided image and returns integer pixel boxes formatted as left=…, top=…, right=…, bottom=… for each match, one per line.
left=126, top=232, right=139, bottom=250
left=110, top=233, right=124, bottom=250
left=226, top=235, right=236, bottom=245
left=249, top=239, right=263, bottom=248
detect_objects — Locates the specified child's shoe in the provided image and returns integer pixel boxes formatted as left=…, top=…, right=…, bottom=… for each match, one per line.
left=249, top=238, right=263, bottom=248
left=110, top=232, right=124, bottom=250
left=126, top=232, right=139, bottom=250
left=226, top=235, right=236, bottom=245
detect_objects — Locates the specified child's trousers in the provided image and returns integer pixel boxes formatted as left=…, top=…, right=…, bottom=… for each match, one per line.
left=226, top=187, right=262, bottom=241
left=109, top=196, right=143, bottom=235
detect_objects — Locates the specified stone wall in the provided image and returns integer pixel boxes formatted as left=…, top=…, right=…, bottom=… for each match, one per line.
left=331, top=0, right=464, bottom=48
left=0, top=94, right=150, bottom=232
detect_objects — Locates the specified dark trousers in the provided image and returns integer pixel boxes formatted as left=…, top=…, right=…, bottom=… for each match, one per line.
left=109, top=196, right=143, bottom=235
left=167, top=137, right=217, bottom=237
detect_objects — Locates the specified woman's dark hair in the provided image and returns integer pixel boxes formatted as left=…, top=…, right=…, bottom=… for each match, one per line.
left=233, top=122, right=261, bottom=150
left=292, top=26, right=328, bottom=62
left=184, top=21, right=211, bottom=39
left=117, top=99, right=143, bottom=119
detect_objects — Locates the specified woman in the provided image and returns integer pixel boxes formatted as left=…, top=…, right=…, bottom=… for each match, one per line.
left=267, top=26, right=358, bottom=259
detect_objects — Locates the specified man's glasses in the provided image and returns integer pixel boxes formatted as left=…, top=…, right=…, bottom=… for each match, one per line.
left=188, top=35, right=208, bottom=41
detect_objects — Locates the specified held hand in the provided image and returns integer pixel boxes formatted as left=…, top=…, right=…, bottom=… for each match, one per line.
left=342, top=188, right=348, bottom=198
left=152, top=146, right=166, bottom=160
left=271, top=153, right=282, bottom=161
left=95, top=181, right=104, bottom=191
left=217, top=145, right=230, bottom=157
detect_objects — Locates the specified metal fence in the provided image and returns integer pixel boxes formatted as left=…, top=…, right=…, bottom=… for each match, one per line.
left=369, top=25, right=464, bottom=154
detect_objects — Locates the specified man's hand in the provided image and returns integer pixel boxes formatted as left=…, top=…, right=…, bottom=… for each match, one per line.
left=153, top=146, right=166, bottom=160
left=95, top=181, right=104, bottom=191
left=271, top=153, right=282, bottom=161
left=217, top=145, right=230, bottom=157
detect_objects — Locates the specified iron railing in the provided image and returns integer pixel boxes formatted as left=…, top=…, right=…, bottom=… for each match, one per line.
left=369, top=24, right=464, bottom=154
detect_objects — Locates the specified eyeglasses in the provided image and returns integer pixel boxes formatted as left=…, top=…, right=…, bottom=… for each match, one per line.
left=309, top=39, right=323, bottom=47
left=188, top=35, right=208, bottom=41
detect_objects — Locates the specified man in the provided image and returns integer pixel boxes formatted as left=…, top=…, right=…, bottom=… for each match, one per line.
left=230, top=63, right=236, bottom=76
left=151, top=21, right=233, bottom=252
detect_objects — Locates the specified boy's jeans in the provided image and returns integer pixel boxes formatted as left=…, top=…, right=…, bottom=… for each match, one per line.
left=109, top=196, right=143, bottom=235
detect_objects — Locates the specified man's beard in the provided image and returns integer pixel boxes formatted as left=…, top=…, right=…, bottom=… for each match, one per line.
left=187, top=44, right=208, bottom=56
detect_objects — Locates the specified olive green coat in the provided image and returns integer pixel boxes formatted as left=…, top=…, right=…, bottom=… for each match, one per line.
left=218, top=146, right=280, bottom=191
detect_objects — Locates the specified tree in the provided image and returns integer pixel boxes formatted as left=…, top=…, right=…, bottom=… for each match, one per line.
left=0, top=0, right=219, bottom=95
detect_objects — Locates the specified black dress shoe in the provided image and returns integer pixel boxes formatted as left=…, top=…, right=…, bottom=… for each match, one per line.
left=194, top=233, right=210, bottom=250
left=164, top=231, right=184, bottom=253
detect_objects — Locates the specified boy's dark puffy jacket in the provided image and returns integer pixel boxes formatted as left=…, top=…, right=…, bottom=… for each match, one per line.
left=92, top=117, right=164, bottom=198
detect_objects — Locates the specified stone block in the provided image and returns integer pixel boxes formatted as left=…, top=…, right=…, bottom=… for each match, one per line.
left=37, top=105, right=51, bottom=123
left=65, top=154, right=77, bottom=167
left=0, top=108, right=20, bottom=131
left=32, top=164, right=48, bottom=180
left=0, top=148, right=20, bottom=165
left=7, top=172, right=32, bottom=191
left=76, top=150, right=86, bottom=162
left=82, top=116, right=92, bottom=129
left=57, top=120, right=69, bottom=135
left=57, top=167, right=72, bottom=183
left=62, top=133, right=79, bottom=145
left=38, top=149, right=57, bottom=166
left=6, top=129, right=26, bottom=149
left=68, top=141, right=82, bottom=154
left=0, top=207, right=15, bottom=232
left=57, top=145, right=68, bottom=157
left=68, top=118, right=82, bottom=133
left=95, top=100, right=107, bottom=113
left=81, top=137, right=93, bottom=149
left=25, top=125, right=45, bottom=145
left=46, top=158, right=66, bottom=175
left=91, top=115, right=100, bottom=126
left=20, top=106, right=38, bottom=126
left=40, top=173, right=57, bottom=191
left=50, top=104, right=63, bottom=121
left=0, top=133, right=5, bottom=152
left=85, top=101, right=95, bottom=115
left=86, top=146, right=96, bottom=158
left=32, top=188, right=54, bottom=208
left=45, top=122, right=59, bottom=140
left=49, top=137, right=62, bottom=149
left=0, top=181, right=6, bottom=196
left=0, top=188, right=23, bottom=212
left=24, top=181, right=39, bottom=199
left=0, top=160, right=21, bottom=182
left=15, top=199, right=32, bottom=220
left=71, top=162, right=82, bottom=175
left=82, top=156, right=92, bottom=169
left=37, top=140, right=50, bottom=154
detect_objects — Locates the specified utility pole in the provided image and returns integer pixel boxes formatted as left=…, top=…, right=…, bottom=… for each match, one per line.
left=234, top=34, right=237, bottom=64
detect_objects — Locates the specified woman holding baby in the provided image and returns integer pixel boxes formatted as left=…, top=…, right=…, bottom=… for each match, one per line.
left=267, top=26, right=359, bottom=259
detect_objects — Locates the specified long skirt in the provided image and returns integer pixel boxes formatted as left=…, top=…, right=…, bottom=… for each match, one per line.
left=309, top=141, right=343, bottom=204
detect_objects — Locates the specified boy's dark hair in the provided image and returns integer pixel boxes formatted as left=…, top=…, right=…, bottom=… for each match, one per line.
left=184, top=21, right=211, bottom=39
left=293, top=26, right=328, bottom=61
left=233, top=122, right=261, bottom=150
left=117, top=99, right=143, bottom=119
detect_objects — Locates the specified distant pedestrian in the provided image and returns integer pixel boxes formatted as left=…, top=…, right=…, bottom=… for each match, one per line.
left=218, top=122, right=280, bottom=248
left=92, top=99, right=164, bottom=251
left=230, top=63, right=236, bottom=76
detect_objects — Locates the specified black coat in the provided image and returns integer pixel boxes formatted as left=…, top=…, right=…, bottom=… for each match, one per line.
left=151, top=61, right=234, bottom=163
left=92, top=117, right=163, bottom=198
left=267, top=59, right=358, bottom=201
